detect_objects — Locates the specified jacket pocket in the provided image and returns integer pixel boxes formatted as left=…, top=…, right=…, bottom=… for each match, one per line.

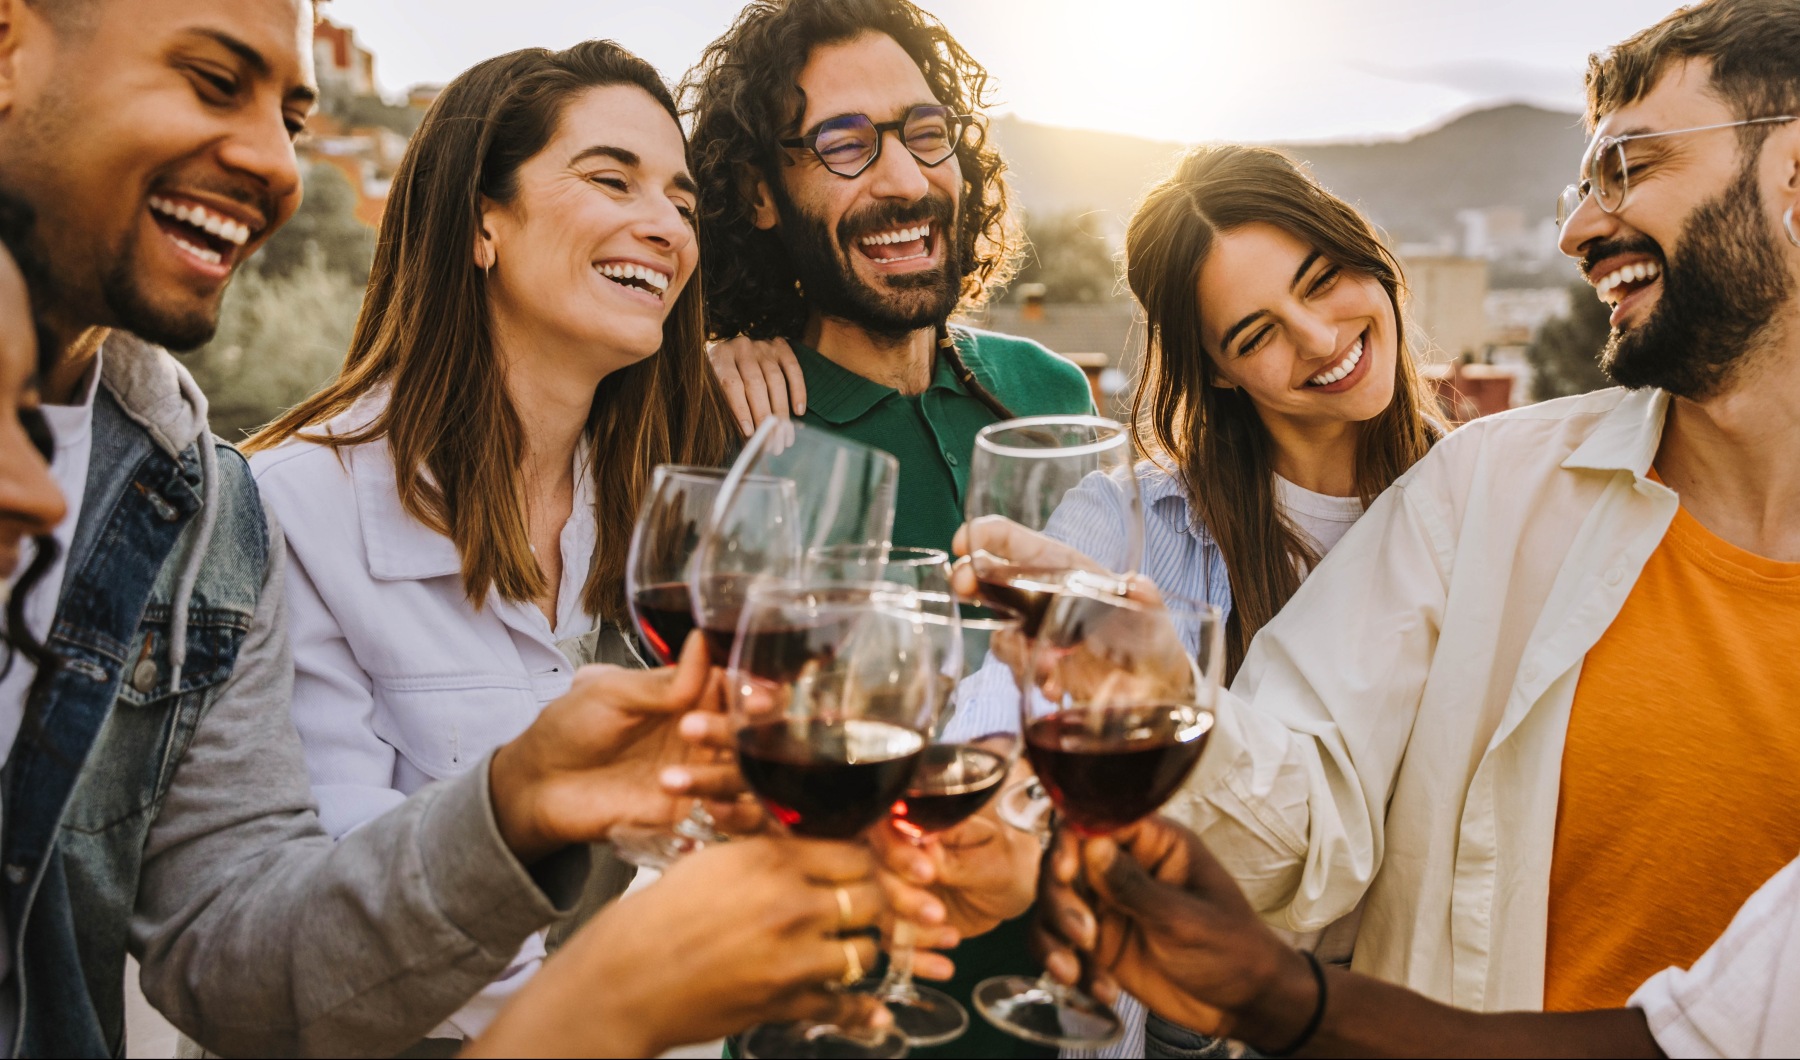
left=371, top=679, right=540, bottom=781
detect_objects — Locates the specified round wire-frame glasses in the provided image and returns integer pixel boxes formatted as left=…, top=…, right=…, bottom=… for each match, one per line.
left=778, top=104, right=971, bottom=179
left=1556, top=115, right=1797, bottom=227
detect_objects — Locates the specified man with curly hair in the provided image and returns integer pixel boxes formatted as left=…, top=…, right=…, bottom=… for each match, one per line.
left=684, top=2, right=1091, bottom=1054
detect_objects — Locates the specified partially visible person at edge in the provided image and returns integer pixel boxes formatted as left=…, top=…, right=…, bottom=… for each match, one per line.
left=978, top=142, right=1441, bottom=1059
left=959, top=0, right=1800, bottom=1029
left=0, top=2, right=872, bottom=1054
left=241, top=40, right=741, bottom=1047
left=682, top=0, right=1091, bottom=1053
left=0, top=207, right=943, bottom=1060
left=1032, top=813, right=1797, bottom=1058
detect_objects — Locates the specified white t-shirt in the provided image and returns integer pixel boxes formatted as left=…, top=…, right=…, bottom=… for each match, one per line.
left=1275, top=474, right=1366, bottom=559
left=0, top=352, right=101, bottom=1052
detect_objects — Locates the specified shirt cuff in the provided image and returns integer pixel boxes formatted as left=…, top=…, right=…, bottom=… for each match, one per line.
left=415, top=752, right=590, bottom=951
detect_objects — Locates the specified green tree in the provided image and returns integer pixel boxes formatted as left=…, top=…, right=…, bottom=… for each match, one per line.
left=1009, top=210, right=1119, bottom=303
left=186, top=245, right=363, bottom=440
left=1526, top=281, right=1614, bottom=400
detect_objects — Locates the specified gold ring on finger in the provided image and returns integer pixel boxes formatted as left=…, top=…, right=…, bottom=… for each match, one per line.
left=839, top=939, right=865, bottom=988
left=834, top=885, right=855, bottom=932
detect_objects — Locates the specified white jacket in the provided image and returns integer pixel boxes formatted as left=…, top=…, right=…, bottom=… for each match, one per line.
left=1172, top=385, right=1682, bottom=1011
left=250, top=394, right=615, bottom=1038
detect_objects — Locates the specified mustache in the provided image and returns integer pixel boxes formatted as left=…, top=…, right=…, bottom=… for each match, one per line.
left=836, top=193, right=955, bottom=249
left=1581, top=235, right=1663, bottom=279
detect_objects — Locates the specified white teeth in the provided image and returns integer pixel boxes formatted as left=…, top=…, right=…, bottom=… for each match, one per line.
left=1594, top=259, right=1662, bottom=304
left=170, top=235, right=223, bottom=266
left=148, top=195, right=253, bottom=248
left=1306, top=337, right=1365, bottom=387
left=595, top=261, right=672, bottom=294
left=860, top=222, right=931, bottom=247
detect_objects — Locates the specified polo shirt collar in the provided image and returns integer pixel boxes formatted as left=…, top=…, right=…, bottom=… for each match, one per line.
left=790, top=333, right=974, bottom=425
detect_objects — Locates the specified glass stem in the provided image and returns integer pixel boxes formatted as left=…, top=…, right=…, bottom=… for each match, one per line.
left=875, top=918, right=922, bottom=1003
left=674, top=802, right=719, bottom=841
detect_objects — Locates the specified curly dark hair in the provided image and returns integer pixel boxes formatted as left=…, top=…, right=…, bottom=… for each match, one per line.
left=680, top=0, right=1021, bottom=340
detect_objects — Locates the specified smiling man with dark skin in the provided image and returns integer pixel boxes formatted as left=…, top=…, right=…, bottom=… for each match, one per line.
left=0, top=3, right=797, bottom=1055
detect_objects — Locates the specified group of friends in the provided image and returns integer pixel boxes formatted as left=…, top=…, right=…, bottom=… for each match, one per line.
left=0, top=0, right=1796, bottom=1056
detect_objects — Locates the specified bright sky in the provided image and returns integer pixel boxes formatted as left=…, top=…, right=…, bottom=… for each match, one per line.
left=334, top=0, right=1684, bottom=142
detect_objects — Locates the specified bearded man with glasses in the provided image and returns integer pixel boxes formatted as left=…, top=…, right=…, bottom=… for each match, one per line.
left=683, top=2, right=1094, bottom=1055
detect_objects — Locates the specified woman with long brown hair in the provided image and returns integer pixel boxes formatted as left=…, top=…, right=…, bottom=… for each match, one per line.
left=973, top=142, right=1439, bottom=1058
left=243, top=40, right=733, bottom=1045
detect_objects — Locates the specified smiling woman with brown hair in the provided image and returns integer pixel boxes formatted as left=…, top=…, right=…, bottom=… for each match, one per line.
left=244, top=39, right=735, bottom=1046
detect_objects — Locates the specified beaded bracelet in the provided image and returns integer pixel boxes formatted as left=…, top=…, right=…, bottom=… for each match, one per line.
left=1264, top=950, right=1328, bottom=1058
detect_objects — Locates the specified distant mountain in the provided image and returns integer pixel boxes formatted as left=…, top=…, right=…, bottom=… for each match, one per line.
left=986, top=104, right=1590, bottom=246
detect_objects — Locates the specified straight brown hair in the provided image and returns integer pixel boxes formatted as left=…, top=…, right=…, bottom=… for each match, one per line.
left=248, top=41, right=732, bottom=624
left=1126, top=145, right=1438, bottom=679
left=1585, top=0, right=1800, bottom=133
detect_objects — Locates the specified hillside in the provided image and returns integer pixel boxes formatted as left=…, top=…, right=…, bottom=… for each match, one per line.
left=986, top=103, right=1590, bottom=245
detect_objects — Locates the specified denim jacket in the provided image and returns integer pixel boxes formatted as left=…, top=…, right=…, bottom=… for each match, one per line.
left=3, top=336, right=586, bottom=1058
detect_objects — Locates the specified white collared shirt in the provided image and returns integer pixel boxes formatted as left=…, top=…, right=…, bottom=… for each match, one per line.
left=1170, top=386, right=1684, bottom=1011
left=249, top=392, right=606, bottom=1038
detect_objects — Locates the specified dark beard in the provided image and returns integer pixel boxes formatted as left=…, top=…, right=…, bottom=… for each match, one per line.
left=1600, top=161, right=1794, bottom=400
left=772, top=184, right=962, bottom=339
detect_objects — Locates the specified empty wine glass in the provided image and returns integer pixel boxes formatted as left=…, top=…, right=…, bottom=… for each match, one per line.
left=727, top=581, right=940, bottom=1060
left=693, top=419, right=900, bottom=666
left=973, top=573, right=1224, bottom=1050
left=615, top=466, right=799, bottom=869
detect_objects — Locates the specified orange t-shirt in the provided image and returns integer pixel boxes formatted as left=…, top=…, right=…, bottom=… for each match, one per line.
left=1544, top=493, right=1800, bottom=1011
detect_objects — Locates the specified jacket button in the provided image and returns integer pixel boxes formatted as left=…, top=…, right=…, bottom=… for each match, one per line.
left=132, top=659, right=159, bottom=694
left=4, top=865, right=26, bottom=885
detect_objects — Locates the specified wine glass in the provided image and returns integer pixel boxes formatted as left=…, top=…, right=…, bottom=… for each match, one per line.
left=965, top=415, right=1141, bottom=831
left=875, top=601, right=1025, bottom=1047
left=973, top=573, right=1225, bottom=1050
left=728, top=581, right=941, bottom=1060
left=963, top=415, right=1142, bottom=635
left=693, top=419, right=900, bottom=666
left=616, top=466, right=799, bottom=869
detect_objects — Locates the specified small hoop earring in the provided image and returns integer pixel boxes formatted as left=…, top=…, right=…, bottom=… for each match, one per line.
left=1784, top=205, right=1800, bottom=249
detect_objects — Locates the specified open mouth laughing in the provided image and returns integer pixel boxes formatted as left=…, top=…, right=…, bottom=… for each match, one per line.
left=594, top=259, right=673, bottom=304
left=1304, top=329, right=1369, bottom=390
left=857, top=221, right=934, bottom=265
left=148, top=194, right=258, bottom=276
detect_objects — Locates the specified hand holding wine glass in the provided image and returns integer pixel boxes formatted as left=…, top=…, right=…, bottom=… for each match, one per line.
left=727, top=581, right=941, bottom=1059
left=973, top=575, right=1225, bottom=1049
left=962, top=416, right=1142, bottom=635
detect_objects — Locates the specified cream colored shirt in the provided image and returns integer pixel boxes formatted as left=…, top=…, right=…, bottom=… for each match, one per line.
left=1168, top=386, right=1683, bottom=1011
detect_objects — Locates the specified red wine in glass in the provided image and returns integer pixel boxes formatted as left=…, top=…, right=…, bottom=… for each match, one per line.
left=738, top=718, right=926, bottom=839
left=629, top=582, right=698, bottom=665
left=972, top=555, right=1071, bottom=637
left=891, top=743, right=1010, bottom=837
left=1024, top=705, right=1213, bottom=836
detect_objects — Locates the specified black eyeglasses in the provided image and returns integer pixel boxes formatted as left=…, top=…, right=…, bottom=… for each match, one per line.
left=779, top=104, right=970, bottom=179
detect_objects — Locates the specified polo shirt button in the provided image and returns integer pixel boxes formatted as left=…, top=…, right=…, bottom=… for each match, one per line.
left=944, top=452, right=958, bottom=466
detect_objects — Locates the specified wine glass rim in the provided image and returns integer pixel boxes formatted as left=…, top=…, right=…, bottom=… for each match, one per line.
left=809, top=543, right=951, bottom=567
left=743, top=578, right=918, bottom=610
left=974, top=414, right=1131, bottom=459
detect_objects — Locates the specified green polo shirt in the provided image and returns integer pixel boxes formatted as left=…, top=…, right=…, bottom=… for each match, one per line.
left=795, top=326, right=1091, bottom=1059
left=794, top=326, right=1094, bottom=555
